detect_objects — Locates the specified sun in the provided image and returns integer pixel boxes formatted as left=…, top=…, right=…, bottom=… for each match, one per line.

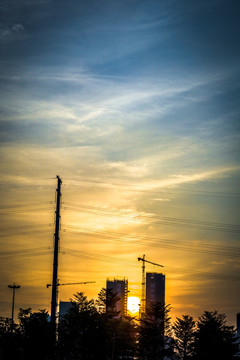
left=127, top=296, right=140, bottom=315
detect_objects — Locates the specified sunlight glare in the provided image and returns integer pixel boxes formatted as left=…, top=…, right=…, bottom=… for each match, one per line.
left=127, top=296, right=140, bottom=314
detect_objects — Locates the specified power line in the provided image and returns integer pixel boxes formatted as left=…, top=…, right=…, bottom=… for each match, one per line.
left=1, top=243, right=238, bottom=282
left=0, top=207, right=53, bottom=214
left=0, top=230, right=53, bottom=239
left=61, top=247, right=132, bottom=266
left=62, top=225, right=240, bottom=258
left=60, top=247, right=240, bottom=282
left=0, top=246, right=52, bottom=256
left=63, top=177, right=240, bottom=199
left=62, top=203, right=240, bottom=233
left=63, top=224, right=240, bottom=252
left=1, top=225, right=238, bottom=261
left=166, top=265, right=240, bottom=282
left=0, top=251, right=53, bottom=261
left=63, top=202, right=238, bottom=230
left=0, top=202, right=54, bottom=215
left=0, top=225, right=53, bottom=238
left=0, top=224, right=53, bottom=232
left=1, top=177, right=239, bottom=198
left=0, top=202, right=53, bottom=210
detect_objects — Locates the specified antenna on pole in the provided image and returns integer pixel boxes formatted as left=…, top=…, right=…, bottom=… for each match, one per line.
left=51, top=175, right=62, bottom=332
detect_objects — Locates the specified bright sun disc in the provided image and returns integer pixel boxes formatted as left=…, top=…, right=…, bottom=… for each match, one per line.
left=127, top=296, right=140, bottom=314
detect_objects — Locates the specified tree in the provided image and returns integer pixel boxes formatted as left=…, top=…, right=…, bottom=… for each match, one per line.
left=18, top=308, right=54, bottom=360
left=0, top=309, right=54, bottom=360
left=109, top=316, right=137, bottom=360
left=96, top=287, right=120, bottom=318
left=193, top=310, right=239, bottom=360
left=58, top=292, right=100, bottom=360
left=138, top=303, right=175, bottom=360
left=95, top=288, right=137, bottom=359
left=172, top=315, right=195, bottom=360
left=0, top=316, right=22, bottom=360
left=58, top=290, right=137, bottom=360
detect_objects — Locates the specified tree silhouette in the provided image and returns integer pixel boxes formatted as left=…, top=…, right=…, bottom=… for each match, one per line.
left=58, top=292, right=101, bottom=359
left=95, top=288, right=136, bottom=359
left=0, top=316, right=21, bottom=360
left=58, top=290, right=136, bottom=360
left=172, top=315, right=195, bottom=360
left=2, top=300, right=239, bottom=360
left=193, top=310, right=239, bottom=360
left=18, top=308, right=54, bottom=360
left=96, top=287, right=120, bottom=318
left=138, top=303, right=175, bottom=360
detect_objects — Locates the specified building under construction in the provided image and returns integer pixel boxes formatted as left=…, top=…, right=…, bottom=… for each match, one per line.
left=106, top=278, right=128, bottom=317
left=146, top=272, right=165, bottom=310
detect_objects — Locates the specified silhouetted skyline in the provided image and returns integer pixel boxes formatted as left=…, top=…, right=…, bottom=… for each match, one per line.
left=0, top=0, right=240, bottom=326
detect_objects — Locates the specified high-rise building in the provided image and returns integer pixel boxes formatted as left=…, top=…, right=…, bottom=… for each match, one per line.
left=106, top=278, right=128, bottom=317
left=146, top=272, right=165, bottom=310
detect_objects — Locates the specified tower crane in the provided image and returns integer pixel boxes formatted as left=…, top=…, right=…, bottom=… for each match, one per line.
left=138, top=255, right=164, bottom=315
left=46, top=281, right=95, bottom=288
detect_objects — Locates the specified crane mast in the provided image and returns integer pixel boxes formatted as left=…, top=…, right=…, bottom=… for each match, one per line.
left=140, top=254, right=146, bottom=314
left=138, top=255, right=164, bottom=316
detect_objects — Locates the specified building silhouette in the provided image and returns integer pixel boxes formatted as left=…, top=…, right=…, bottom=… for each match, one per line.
left=106, top=278, right=128, bottom=317
left=59, top=301, right=72, bottom=318
left=146, top=272, right=165, bottom=310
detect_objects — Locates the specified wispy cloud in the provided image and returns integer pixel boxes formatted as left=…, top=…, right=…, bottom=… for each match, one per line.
left=0, top=23, right=27, bottom=42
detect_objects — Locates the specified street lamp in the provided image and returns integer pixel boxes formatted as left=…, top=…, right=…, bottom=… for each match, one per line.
left=8, top=283, right=21, bottom=327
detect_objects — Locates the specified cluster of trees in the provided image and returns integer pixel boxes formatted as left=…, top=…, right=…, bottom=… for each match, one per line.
left=0, top=289, right=239, bottom=360
left=0, top=307, right=55, bottom=360
left=139, top=303, right=239, bottom=360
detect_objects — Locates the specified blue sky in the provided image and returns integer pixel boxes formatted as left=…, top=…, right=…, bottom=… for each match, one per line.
left=0, top=0, right=240, bottom=324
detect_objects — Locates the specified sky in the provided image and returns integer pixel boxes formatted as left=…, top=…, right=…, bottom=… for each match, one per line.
left=0, top=0, right=240, bottom=325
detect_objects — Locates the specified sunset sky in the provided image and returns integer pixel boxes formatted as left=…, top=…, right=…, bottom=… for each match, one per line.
left=0, top=0, right=240, bottom=325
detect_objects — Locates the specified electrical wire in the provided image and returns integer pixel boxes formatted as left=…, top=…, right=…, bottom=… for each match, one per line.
left=0, top=230, right=53, bottom=239
left=0, top=202, right=53, bottom=210
left=61, top=225, right=240, bottom=258
left=0, top=202, right=54, bottom=215
left=0, top=177, right=239, bottom=198
left=1, top=243, right=239, bottom=282
left=62, top=203, right=240, bottom=233
left=63, top=177, right=240, bottom=199
left=63, top=224, right=240, bottom=252
left=0, top=251, right=53, bottom=260
left=60, top=247, right=240, bottom=282
left=0, top=248, right=53, bottom=261
left=0, top=224, right=53, bottom=232
left=0, top=246, right=52, bottom=256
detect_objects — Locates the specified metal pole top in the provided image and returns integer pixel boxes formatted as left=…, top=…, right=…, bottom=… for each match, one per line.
left=8, top=284, right=21, bottom=289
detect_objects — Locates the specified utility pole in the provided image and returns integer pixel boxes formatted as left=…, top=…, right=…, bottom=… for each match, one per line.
left=51, top=175, right=62, bottom=330
left=8, top=283, right=20, bottom=329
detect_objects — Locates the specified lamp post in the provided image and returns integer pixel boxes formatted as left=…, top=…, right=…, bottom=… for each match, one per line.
left=8, top=283, right=21, bottom=328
